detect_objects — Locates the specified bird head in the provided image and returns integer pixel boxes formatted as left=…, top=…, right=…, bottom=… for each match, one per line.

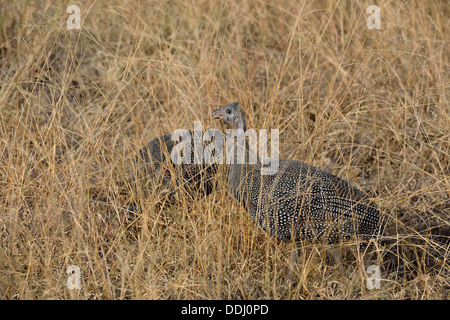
left=211, top=102, right=245, bottom=130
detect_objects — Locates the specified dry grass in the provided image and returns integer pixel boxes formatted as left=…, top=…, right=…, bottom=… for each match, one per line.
left=0, top=0, right=449, bottom=299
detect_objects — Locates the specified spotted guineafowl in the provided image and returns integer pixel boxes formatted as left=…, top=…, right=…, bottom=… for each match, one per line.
left=130, top=132, right=218, bottom=205
left=211, top=102, right=385, bottom=244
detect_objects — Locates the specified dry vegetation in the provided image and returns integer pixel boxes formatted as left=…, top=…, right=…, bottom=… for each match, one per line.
left=0, top=0, right=449, bottom=299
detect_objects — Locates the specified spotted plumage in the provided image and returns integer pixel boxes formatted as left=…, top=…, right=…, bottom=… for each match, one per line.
left=133, top=133, right=217, bottom=199
left=211, top=102, right=385, bottom=244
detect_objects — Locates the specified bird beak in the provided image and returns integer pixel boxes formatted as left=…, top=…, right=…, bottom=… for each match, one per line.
left=211, top=108, right=223, bottom=120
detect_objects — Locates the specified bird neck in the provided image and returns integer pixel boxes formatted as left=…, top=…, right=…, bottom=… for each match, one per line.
left=236, top=109, right=246, bottom=131
left=227, top=109, right=262, bottom=186
left=228, top=126, right=260, bottom=181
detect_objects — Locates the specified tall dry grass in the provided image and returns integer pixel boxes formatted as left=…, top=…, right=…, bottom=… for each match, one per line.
left=0, top=0, right=448, bottom=299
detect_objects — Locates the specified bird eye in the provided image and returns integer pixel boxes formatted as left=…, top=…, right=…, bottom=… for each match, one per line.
left=226, top=109, right=232, bottom=114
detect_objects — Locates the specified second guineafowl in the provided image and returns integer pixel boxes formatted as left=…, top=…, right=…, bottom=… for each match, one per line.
left=211, top=102, right=385, bottom=244
left=131, top=132, right=218, bottom=203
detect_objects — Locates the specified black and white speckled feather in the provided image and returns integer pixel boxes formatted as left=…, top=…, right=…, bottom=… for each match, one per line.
left=132, top=133, right=218, bottom=198
left=212, top=102, right=385, bottom=244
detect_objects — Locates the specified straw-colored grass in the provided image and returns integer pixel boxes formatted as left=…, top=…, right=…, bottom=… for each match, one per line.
left=0, top=0, right=448, bottom=299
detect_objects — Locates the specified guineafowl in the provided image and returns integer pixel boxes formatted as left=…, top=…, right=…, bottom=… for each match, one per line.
left=130, top=132, right=218, bottom=206
left=211, top=102, right=385, bottom=244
